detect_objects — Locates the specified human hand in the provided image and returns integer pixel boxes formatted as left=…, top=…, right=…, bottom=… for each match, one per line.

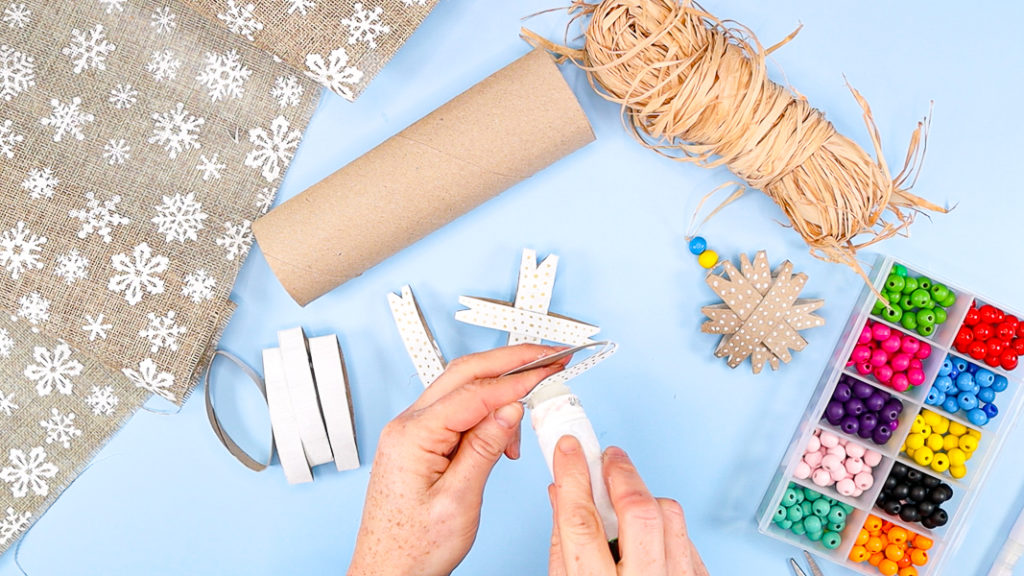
left=348, top=344, right=570, bottom=576
left=548, top=436, right=709, bottom=576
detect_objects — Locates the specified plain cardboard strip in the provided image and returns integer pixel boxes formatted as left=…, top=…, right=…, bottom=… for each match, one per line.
left=308, top=335, right=360, bottom=472
left=263, top=348, right=313, bottom=484
left=277, top=328, right=335, bottom=467
left=253, top=49, right=595, bottom=306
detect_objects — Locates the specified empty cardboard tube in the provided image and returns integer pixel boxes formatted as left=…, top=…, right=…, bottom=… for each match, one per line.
left=252, top=49, right=595, bottom=306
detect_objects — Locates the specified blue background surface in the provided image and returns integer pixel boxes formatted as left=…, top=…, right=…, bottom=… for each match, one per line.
left=3, top=1, right=1024, bottom=574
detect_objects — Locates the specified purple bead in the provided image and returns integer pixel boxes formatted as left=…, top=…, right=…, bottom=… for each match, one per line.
left=864, top=392, right=886, bottom=412
left=852, top=380, right=875, bottom=399
left=844, top=398, right=866, bottom=417
left=833, top=381, right=853, bottom=403
left=859, top=412, right=878, bottom=433
left=873, top=425, right=892, bottom=445
left=841, top=415, right=860, bottom=435
left=825, top=400, right=846, bottom=423
left=880, top=399, right=903, bottom=422
left=886, top=419, right=900, bottom=431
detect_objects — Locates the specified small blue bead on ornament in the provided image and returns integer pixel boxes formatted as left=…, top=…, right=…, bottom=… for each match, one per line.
left=688, top=236, right=707, bottom=255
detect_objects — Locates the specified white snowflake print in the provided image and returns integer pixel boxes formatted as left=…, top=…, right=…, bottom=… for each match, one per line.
left=0, top=45, right=35, bottom=101
left=218, top=1, right=263, bottom=41
left=40, top=96, right=94, bottom=142
left=25, top=342, right=83, bottom=396
left=341, top=3, right=390, bottom=49
left=245, top=115, right=301, bottom=182
left=196, top=49, right=252, bottom=102
left=108, top=83, right=138, bottom=109
left=0, top=390, right=17, bottom=416
left=270, top=75, right=303, bottom=108
left=39, top=408, right=81, bottom=449
left=0, top=507, right=30, bottom=547
left=62, top=24, right=116, bottom=74
left=152, top=192, right=207, bottom=243
left=149, top=102, right=204, bottom=159
left=108, top=242, right=168, bottom=305
left=53, top=249, right=89, bottom=284
left=255, top=187, right=274, bottom=214
left=145, top=49, right=181, bottom=82
left=0, top=328, right=12, bottom=357
left=82, top=313, right=111, bottom=341
left=150, top=6, right=176, bottom=33
left=216, top=220, right=252, bottom=261
left=0, top=447, right=58, bottom=498
left=122, top=358, right=175, bottom=401
left=283, top=0, right=314, bottom=15
left=401, top=0, right=428, bottom=5
left=84, top=385, right=119, bottom=416
left=20, top=167, right=58, bottom=199
left=15, top=292, right=50, bottom=328
left=181, top=269, right=215, bottom=302
left=98, top=0, right=125, bottom=14
left=0, top=118, right=23, bottom=158
left=69, top=191, right=131, bottom=242
left=139, top=310, right=185, bottom=353
left=102, top=138, right=130, bottom=165
left=305, top=47, right=364, bottom=101
left=1, top=3, right=29, bottom=28
left=0, top=221, right=46, bottom=280
left=195, top=153, right=225, bottom=181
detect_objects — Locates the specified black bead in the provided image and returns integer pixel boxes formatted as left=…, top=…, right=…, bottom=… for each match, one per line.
left=891, top=462, right=908, bottom=478
left=916, top=501, right=936, bottom=516
left=921, top=516, right=938, bottom=529
left=885, top=475, right=899, bottom=490
left=930, top=484, right=954, bottom=503
left=930, top=509, right=949, bottom=527
left=899, top=504, right=920, bottom=523
left=906, top=469, right=923, bottom=483
left=891, top=484, right=910, bottom=500
left=909, top=485, right=928, bottom=503
left=920, top=474, right=941, bottom=489
left=882, top=499, right=903, bottom=516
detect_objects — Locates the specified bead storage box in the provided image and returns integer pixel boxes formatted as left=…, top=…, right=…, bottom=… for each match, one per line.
left=757, top=256, right=1024, bottom=576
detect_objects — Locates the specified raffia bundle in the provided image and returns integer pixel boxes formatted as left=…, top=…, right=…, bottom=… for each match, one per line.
left=526, top=0, right=946, bottom=284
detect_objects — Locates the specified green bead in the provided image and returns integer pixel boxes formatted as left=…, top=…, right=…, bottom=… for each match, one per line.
left=773, top=506, right=787, bottom=523
left=827, top=506, right=846, bottom=525
left=812, top=499, right=831, bottom=518
left=902, top=276, right=918, bottom=294
left=828, top=521, right=845, bottom=532
left=885, top=274, right=906, bottom=293
left=893, top=264, right=908, bottom=277
left=840, top=503, right=854, bottom=514
left=873, top=299, right=887, bottom=315
left=804, top=489, right=822, bottom=502
left=899, top=294, right=915, bottom=311
left=934, top=307, right=948, bottom=324
left=930, top=284, right=950, bottom=303
left=916, top=308, right=936, bottom=327
left=939, top=293, right=957, bottom=308
left=918, top=323, right=936, bottom=337
left=881, top=305, right=902, bottom=323
left=822, top=531, right=843, bottom=550
left=917, top=276, right=932, bottom=291
left=783, top=488, right=799, bottom=506
left=789, top=520, right=803, bottom=534
left=801, top=500, right=813, bottom=517
left=788, top=505, right=804, bottom=522
left=910, top=288, right=932, bottom=309
left=901, top=313, right=918, bottom=331
left=803, top=515, right=823, bottom=534
left=805, top=529, right=823, bottom=542
left=793, top=489, right=805, bottom=504
left=780, top=518, right=794, bottom=530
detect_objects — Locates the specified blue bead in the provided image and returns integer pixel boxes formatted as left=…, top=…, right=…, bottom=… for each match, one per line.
left=956, top=373, right=975, bottom=391
left=958, top=392, right=979, bottom=411
left=967, top=408, right=989, bottom=426
left=978, top=387, right=997, bottom=404
left=925, top=387, right=940, bottom=405
left=688, top=236, right=707, bottom=255
left=939, top=358, right=953, bottom=376
left=975, top=369, right=996, bottom=388
left=993, top=375, right=1010, bottom=393
left=967, top=361, right=978, bottom=374
left=942, top=396, right=961, bottom=414
left=935, top=390, right=947, bottom=405
left=984, top=403, right=999, bottom=419
left=971, top=383, right=981, bottom=396
left=934, top=375, right=954, bottom=394
left=949, top=367, right=960, bottom=380
left=953, top=358, right=970, bottom=373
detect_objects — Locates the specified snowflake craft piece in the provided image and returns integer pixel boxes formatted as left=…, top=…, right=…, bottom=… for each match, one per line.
left=700, top=251, right=826, bottom=374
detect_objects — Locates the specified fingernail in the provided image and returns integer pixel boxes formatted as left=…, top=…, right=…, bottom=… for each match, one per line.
left=494, top=403, right=523, bottom=429
left=603, top=446, right=627, bottom=462
left=557, top=435, right=580, bottom=454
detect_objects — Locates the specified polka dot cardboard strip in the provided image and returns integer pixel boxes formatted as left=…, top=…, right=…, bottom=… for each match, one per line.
left=509, top=249, right=559, bottom=346
left=387, top=285, right=447, bottom=387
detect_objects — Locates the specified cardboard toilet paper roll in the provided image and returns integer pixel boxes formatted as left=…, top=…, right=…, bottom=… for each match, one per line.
left=252, top=49, right=595, bottom=306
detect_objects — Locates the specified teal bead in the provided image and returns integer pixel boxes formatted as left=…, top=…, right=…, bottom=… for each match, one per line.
left=780, top=518, right=794, bottom=530
left=893, top=264, right=908, bottom=277
left=804, top=489, right=822, bottom=502
left=802, top=515, right=823, bottom=534
left=812, top=499, right=831, bottom=518
left=828, top=521, right=845, bottom=532
left=805, top=528, right=823, bottom=542
left=782, top=488, right=799, bottom=506
left=827, top=506, right=846, bottom=525
left=840, top=503, right=854, bottom=514
left=688, top=236, right=707, bottom=255
left=822, top=531, right=843, bottom=550
left=787, top=505, right=804, bottom=522
left=789, top=520, right=803, bottom=534
left=773, top=506, right=787, bottom=523
left=801, top=500, right=813, bottom=517
left=793, top=489, right=805, bottom=504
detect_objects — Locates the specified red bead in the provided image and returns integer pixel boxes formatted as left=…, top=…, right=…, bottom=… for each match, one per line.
left=988, top=339, right=1006, bottom=356
left=974, top=323, right=994, bottom=341
left=985, top=355, right=1002, bottom=368
left=980, top=304, right=1004, bottom=325
left=955, top=340, right=971, bottom=354
left=969, top=341, right=988, bottom=360
left=1002, top=351, right=1020, bottom=371
left=955, top=326, right=974, bottom=346
left=997, top=322, right=1018, bottom=342
left=965, top=307, right=981, bottom=326
left=1018, top=322, right=1024, bottom=339
left=1013, top=338, right=1024, bottom=356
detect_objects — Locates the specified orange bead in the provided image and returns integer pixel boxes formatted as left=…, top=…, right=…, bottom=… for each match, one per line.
left=856, top=529, right=870, bottom=546
left=910, top=549, right=929, bottom=566
left=849, top=545, right=870, bottom=563
left=898, top=567, right=919, bottom=576
left=888, top=526, right=909, bottom=545
left=897, top=554, right=913, bottom=569
left=870, top=552, right=885, bottom=566
left=879, top=558, right=900, bottom=576
left=885, top=544, right=905, bottom=562
left=865, top=515, right=883, bottom=533
left=913, top=534, right=934, bottom=550
left=866, top=536, right=886, bottom=553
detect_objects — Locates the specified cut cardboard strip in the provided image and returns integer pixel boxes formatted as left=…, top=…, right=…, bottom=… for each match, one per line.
left=263, top=347, right=314, bottom=484
left=456, top=296, right=599, bottom=346
left=204, top=350, right=275, bottom=472
left=308, top=335, right=360, bottom=472
left=388, top=286, right=446, bottom=387
left=277, top=328, right=334, bottom=467
left=509, top=250, right=559, bottom=346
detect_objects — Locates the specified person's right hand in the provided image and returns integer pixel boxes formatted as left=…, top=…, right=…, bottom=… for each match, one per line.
left=547, top=435, right=709, bottom=575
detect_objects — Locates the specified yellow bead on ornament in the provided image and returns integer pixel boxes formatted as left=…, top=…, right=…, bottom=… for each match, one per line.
left=698, top=250, right=718, bottom=269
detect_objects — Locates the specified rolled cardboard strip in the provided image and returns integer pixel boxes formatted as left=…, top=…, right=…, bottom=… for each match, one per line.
left=252, top=49, right=595, bottom=306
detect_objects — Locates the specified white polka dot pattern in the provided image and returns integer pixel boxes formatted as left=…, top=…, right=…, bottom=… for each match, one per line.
left=508, top=249, right=558, bottom=346
left=387, top=286, right=446, bottom=387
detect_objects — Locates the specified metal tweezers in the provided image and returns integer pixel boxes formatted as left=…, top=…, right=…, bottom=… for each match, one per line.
left=789, top=550, right=825, bottom=576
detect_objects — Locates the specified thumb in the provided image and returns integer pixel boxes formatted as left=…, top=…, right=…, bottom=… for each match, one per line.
left=443, top=402, right=524, bottom=501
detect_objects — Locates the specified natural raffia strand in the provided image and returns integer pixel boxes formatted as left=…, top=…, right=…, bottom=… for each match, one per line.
left=525, top=0, right=946, bottom=284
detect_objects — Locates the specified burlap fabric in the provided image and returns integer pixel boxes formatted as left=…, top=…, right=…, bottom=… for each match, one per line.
left=0, top=0, right=321, bottom=554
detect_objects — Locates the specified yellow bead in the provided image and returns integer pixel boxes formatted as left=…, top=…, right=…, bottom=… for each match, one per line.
left=926, top=433, right=945, bottom=452
left=949, top=421, right=967, bottom=436
left=698, top=250, right=718, bottom=269
left=905, top=434, right=926, bottom=451
left=959, top=435, right=979, bottom=453
left=913, top=446, right=934, bottom=467
left=911, top=416, right=926, bottom=434
left=968, top=429, right=982, bottom=440
left=943, top=434, right=961, bottom=451
left=932, top=417, right=949, bottom=435
left=949, top=464, right=968, bottom=479
left=922, top=410, right=942, bottom=427
left=947, top=448, right=966, bottom=467
left=930, top=453, right=950, bottom=473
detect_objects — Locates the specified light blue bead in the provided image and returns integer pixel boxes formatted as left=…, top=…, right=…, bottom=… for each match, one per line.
left=939, top=358, right=953, bottom=376
left=957, top=373, right=975, bottom=391
left=953, top=358, right=970, bottom=373
left=967, top=408, right=989, bottom=427
left=971, top=383, right=981, bottom=396
left=688, top=236, right=707, bottom=255
left=993, top=375, right=1010, bottom=393
left=958, top=392, right=979, bottom=411
left=935, top=390, right=947, bottom=405
left=978, top=387, right=997, bottom=404
left=942, top=396, right=961, bottom=414
left=975, top=369, right=996, bottom=388
left=925, top=387, right=940, bottom=405
left=934, top=375, right=954, bottom=394
left=966, top=361, right=978, bottom=374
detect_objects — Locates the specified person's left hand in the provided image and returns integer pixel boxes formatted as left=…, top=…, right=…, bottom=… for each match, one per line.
left=348, top=344, right=570, bottom=576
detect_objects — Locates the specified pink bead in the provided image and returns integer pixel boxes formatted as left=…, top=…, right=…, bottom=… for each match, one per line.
left=836, top=478, right=857, bottom=496
left=831, top=468, right=850, bottom=483
left=890, top=353, right=912, bottom=372
left=819, top=431, right=839, bottom=448
left=806, top=435, right=821, bottom=452
left=907, top=368, right=926, bottom=386
left=812, top=469, right=832, bottom=487
left=859, top=325, right=873, bottom=344
left=856, top=362, right=874, bottom=375
left=872, top=323, right=891, bottom=342
left=822, top=454, right=843, bottom=472
left=803, top=450, right=824, bottom=467
left=844, top=442, right=865, bottom=459
left=827, top=445, right=847, bottom=458
left=916, top=341, right=932, bottom=359
left=874, top=365, right=893, bottom=384
left=854, top=471, right=874, bottom=490
left=871, top=349, right=889, bottom=367
left=794, top=461, right=812, bottom=480
left=850, top=344, right=872, bottom=364
left=882, top=335, right=903, bottom=354
left=909, top=358, right=923, bottom=371
left=845, top=457, right=864, bottom=475
left=863, top=450, right=882, bottom=467
left=901, top=337, right=921, bottom=356
left=891, top=372, right=910, bottom=392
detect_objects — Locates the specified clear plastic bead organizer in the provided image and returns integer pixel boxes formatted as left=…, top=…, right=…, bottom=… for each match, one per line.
left=757, top=255, right=1024, bottom=576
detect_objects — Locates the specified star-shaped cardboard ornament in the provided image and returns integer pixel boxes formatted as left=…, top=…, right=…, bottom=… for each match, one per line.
left=701, top=251, right=825, bottom=374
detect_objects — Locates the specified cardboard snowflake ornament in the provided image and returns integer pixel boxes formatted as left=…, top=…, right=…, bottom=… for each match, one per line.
left=701, top=251, right=825, bottom=374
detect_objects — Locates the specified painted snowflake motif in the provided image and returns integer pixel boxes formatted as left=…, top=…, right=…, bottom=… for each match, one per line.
left=283, top=0, right=315, bottom=15
left=25, top=342, right=82, bottom=396
left=0, top=45, right=35, bottom=101
left=145, top=49, right=181, bottom=82
left=0, top=221, right=46, bottom=280
left=70, top=191, right=131, bottom=242
left=54, top=249, right=89, bottom=284
left=245, top=115, right=301, bottom=182
left=139, top=310, right=186, bottom=353
left=152, top=192, right=207, bottom=243
left=122, top=358, right=175, bottom=401
left=0, top=118, right=23, bottom=158
left=216, top=220, right=253, bottom=261
left=0, top=507, right=30, bottom=547
left=149, top=102, right=204, bottom=159
left=270, top=75, right=303, bottom=108
left=218, top=1, right=263, bottom=41
left=62, top=24, right=116, bottom=74
left=151, top=6, right=176, bottom=33
left=196, top=49, right=252, bottom=102
left=108, top=242, right=168, bottom=305
left=40, top=96, right=94, bottom=142
left=195, top=153, right=225, bottom=181
left=0, top=329, right=12, bottom=357
left=255, top=187, right=274, bottom=214
left=15, top=292, right=50, bottom=328
left=341, top=3, right=390, bottom=48
left=84, top=385, right=119, bottom=416
left=401, top=0, right=428, bottom=5
left=39, top=408, right=81, bottom=449
left=182, top=269, right=215, bottom=302
left=98, top=0, right=125, bottom=13
left=108, top=83, right=138, bottom=109
left=2, top=3, right=30, bottom=28
left=0, top=447, right=58, bottom=498
left=305, top=47, right=364, bottom=101
left=102, top=138, right=130, bottom=165
left=0, top=390, right=17, bottom=416
left=82, top=314, right=111, bottom=341
left=20, top=167, right=58, bottom=199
